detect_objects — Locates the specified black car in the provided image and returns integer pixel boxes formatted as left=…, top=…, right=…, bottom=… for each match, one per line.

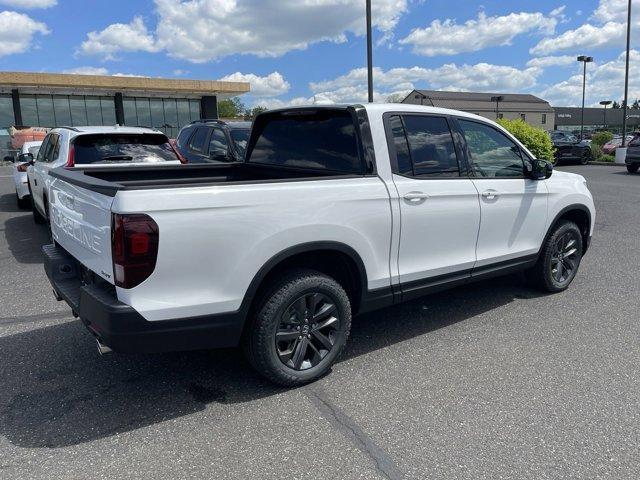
left=175, top=120, right=251, bottom=163
left=624, top=135, right=640, bottom=174
left=550, top=131, right=592, bottom=165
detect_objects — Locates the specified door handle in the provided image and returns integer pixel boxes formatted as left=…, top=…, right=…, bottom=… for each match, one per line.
left=403, top=192, right=429, bottom=204
left=34, top=179, right=37, bottom=186
left=481, top=190, right=499, bottom=200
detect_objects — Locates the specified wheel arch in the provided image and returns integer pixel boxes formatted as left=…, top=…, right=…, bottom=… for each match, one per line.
left=544, top=204, right=592, bottom=255
left=239, top=241, right=369, bottom=324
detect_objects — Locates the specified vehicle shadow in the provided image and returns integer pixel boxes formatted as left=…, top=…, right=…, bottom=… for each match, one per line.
left=0, top=274, right=546, bottom=449
left=3, top=212, right=51, bottom=264
left=0, top=192, right=23, bottom=214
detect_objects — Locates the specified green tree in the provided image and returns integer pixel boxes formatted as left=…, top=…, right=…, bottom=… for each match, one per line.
left=386, top=93, right=407, bottom=103
left=244, top=106, right=267, bottom=120
left=497, top=118, right=555, bottom=161
left=217, top=97, right=246, bottom=118
left=632, top=99, right=640, bottom=109
left=612, top=101, right=621, bottom=109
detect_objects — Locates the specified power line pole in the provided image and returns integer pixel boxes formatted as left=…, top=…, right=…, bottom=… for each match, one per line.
left=366, top=0, right=373, bottom=103
left=622, top=0, right=632, bottom=146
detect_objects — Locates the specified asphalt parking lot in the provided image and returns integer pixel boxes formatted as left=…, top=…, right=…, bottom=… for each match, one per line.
left=1, top=164, right=639, bottom=480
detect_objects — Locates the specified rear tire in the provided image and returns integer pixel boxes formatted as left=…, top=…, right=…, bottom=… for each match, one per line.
left=31, top=194, right=46, bottom=224
left=16, top=193, right=30, bottom=209
left=627, top=163, right=639, bottom=174
left=580, top=148, right=591, bottom=165
left=243, top=268, right=351, bottom=386
left=527, top=220, right=583, bottom=293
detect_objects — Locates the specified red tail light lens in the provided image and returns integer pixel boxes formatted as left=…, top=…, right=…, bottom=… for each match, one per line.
left=112, top=213, right=159, bottom=289
left=17, top=163, right=29, bottom=172
left=65, top=144, right=75, bottom=167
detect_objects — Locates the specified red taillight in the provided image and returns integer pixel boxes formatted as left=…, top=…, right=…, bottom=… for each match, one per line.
left=169, top=142, right=187, bottom=164
left=17, top=163, right=29, bottom=172
left=112, top=213, right=159, bottom=289
left=66, top=144, right=75, bottom=167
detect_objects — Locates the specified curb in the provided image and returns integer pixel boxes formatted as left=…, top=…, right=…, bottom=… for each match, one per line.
left=588, top=161, right=625, bottom=166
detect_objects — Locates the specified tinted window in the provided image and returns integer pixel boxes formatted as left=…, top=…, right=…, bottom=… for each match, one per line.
left=403, top=115, right=458, bottom=176
left=72, top=134, right=179, bottom=165
left=459, top=120, right=524, bottom=178
left=249, top=111, right=362, bottom=173
left=176, top=126, right=193, bottom=150
left=48, top=134, right=60, bottom=162
left=388, top=115, right=412, bottom=175
left=208, top=128, right=229, bottom=157
left=189, top=127, right=208, bottom=152
left=36, top=135, right=51, bottom=162
left=230, top=129, right=250, bottom=157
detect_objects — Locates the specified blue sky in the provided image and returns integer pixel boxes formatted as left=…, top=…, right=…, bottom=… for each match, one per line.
left=0, top=0, right=638, bottom=108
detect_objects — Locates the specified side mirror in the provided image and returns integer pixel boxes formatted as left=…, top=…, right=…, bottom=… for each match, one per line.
left=18, top=153, right=33, bottom=164
left=531, top=159, right=553, bottom=180
left=209, top=149, right=229, bottom=162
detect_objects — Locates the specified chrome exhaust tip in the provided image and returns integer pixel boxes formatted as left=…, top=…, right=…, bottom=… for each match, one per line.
left=96, top=339, right=113, bottom=355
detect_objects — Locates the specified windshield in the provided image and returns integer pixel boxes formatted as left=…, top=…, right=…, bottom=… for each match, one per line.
left=72, top=133, right=179, bottom=165
left=230, top=129, right=250, bottom=157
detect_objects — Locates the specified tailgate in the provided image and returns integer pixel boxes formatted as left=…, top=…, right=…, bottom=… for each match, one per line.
left=49, top=176, right=115, bottom=284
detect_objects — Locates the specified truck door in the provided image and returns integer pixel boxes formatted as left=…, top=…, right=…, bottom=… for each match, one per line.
left=386, top=114, right=481, bottom=301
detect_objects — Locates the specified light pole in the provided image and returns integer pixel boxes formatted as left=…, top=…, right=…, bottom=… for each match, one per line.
left=366, top=0, right=373, bottom=103
left=599, top=100, right=612, bottom=129
left=621, top=0, right=632, bottom=146
left=577, top=55, right=594, bottom=140
left=490, top=95, right=504, bottom=119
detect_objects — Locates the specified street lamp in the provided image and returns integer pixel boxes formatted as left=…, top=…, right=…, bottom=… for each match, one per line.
left=577, top=55, right=594, bottom=140
left=599, top=100, right=612, bottom=129
left=621, top=0, right=632, bottom=147
left=490, top=95, right=504, bottom=119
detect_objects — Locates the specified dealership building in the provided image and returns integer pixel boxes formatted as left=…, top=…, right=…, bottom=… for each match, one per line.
left=0, top=71, right=250, bottom=139
left=402, top=89, right=556, bottom=131
left=553, top=106, right=640, bottom=135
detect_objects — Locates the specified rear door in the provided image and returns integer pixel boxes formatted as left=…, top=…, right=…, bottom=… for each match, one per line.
left=456, top=118, right=548, bottom=268
left=49, top=177, right=115, bottom=283
left=386, top=113, right=481, bottom=299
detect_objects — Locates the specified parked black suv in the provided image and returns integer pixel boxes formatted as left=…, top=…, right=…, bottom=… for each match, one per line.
left=624, top=135, right=640, bottom=174
left=175, top=120, right=251, bottom=163
left=550, top=131, right=592, bottom=165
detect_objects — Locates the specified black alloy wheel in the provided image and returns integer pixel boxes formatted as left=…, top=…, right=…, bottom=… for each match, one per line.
left=275, top=292, right=340, bottom=371
left=550, top=231, right=581, bottom=285
left=580, top=148, right=591, bottom=165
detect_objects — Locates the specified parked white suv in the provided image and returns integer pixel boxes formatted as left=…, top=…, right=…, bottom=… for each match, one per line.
left=13, top=140, right=42, bottom=209
left=43, top=104, right=595, bottom=386
left=27, top=126, right=183, bottom=224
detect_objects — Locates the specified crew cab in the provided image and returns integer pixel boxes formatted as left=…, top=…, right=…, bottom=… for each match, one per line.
left=42, top=104, right=595, bottom=386
left=27, top=126, right=183, bottom=225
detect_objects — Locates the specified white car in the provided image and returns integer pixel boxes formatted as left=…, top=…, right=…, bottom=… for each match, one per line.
left=43, top=104, right=595, bottom=386
left=27, top=126, right=184, bottom=224
left=13, top=140, right=42, bottom=209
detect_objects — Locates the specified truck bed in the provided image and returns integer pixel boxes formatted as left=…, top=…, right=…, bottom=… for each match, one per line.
left=49, top=163, right=355, bottom=197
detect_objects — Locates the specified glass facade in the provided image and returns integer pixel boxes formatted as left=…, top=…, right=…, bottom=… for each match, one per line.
left=3, top=93, right=203, bottom=138
left=122, top=96, right=201, bottom=137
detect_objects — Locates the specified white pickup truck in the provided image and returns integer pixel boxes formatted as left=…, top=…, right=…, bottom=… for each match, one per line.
left=43, top=104, right=595, bottom=386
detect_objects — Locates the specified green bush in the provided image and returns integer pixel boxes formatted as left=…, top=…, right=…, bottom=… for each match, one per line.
left=591, top=131, right=614, bottom=147
left=497, top=118, right=555, bottom=161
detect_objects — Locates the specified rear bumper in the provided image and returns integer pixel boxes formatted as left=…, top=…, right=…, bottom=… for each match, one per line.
left=43, top=244, right=244, bottom=353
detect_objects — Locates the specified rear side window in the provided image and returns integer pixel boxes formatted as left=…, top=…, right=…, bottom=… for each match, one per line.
left=176, top=127, right=193, bottom=149
left=188, top=127, right=208, bottom=152
left=248, top=110, right=363, bottom=173
left=72, top=134, right=179, bottom=165
left=388, top=114, right=459, bottom=177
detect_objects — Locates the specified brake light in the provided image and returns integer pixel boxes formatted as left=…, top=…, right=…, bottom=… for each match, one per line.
left=169, top=142, right=187, bottom=164
left=17, top=163, right=30, bottom=172
left=112, top=213, right=159, bottom=289
left=66, top=144, right=75, bottom=167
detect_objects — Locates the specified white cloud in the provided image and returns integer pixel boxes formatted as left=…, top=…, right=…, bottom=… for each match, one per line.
left=540, top=50, right=640, bottom=106
left=172, top=69, right=189, bottom=76
left=308, top=63, right=542, bottom=103
left=78, top=16, right=159, bottom=59
left=77, top=0, right=408, bottom=63
left=219, top=71, right=290, bottom=97
left=62, top=66, right=109, bottom=75
left=0, top=0, right=56, bottom=8
left=399, top=11, right=558, bottom=56
left=0, top=10, right=49, bottom=56
left=526, top=55, right=576, bottom=68
left=530, top=0, right=638, bottom=56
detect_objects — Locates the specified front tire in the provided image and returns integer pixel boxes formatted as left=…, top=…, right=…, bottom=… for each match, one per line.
left=244, top=269, right=351, bottom=386
left=580, top=148, right=591, bottom=165
left=627, top=163, right=639, bottom=174
left=527, top=220, right=583, bottom=293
